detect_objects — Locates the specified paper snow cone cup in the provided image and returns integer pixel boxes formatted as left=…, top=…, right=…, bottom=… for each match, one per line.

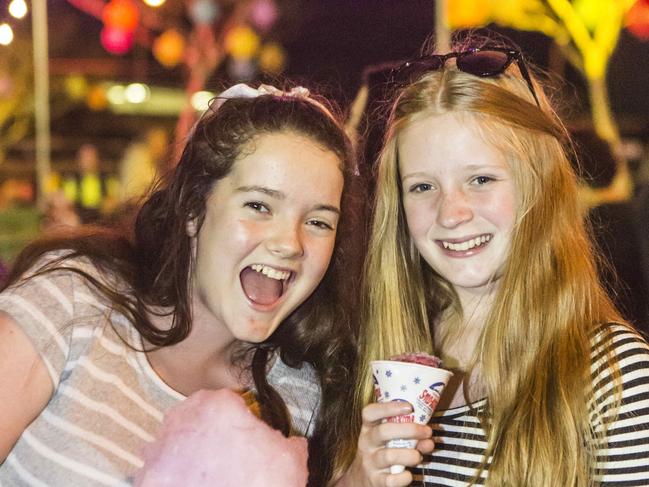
left=370, top=360, right=453, bottom=474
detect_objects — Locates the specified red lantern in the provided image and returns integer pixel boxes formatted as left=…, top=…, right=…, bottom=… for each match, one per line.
left=100, top=26, right=134, bottom=55
left=102, top=0, right=140, bottom=32
left=626, top=0, right=649, bottom=40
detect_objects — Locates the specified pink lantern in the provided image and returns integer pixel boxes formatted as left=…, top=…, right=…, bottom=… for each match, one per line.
left=100, top=26, right=134, bottom=55
left=250, top=0, right=278, bottom=32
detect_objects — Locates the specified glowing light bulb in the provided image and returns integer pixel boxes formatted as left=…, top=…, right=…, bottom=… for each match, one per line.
left=143, top=0, right=166, bottom=6
left=9, top=0, right=28, bottom=19
left=0, top=24, right=14, bottom=46
left=125, top=83, right=150, bottom=103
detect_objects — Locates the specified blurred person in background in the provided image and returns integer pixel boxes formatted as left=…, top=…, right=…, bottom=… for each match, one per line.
left=61, top=143, right=119, bottom=224
left=119, top=127, right=170, bottom=205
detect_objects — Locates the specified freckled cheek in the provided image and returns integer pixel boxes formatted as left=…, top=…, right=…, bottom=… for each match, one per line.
left=481, top=195, right=517, bottom=228
left=227, top=219, right=265, bottom=246
left=403, top=204, right=435, bottom=239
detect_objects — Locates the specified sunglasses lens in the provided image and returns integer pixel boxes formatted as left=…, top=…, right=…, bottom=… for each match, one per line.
left=457, top=51, right=510, bottom=77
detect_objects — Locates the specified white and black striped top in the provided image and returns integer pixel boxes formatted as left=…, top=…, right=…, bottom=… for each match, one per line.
left=0, top=254, right=321, bottom=486
left=412, top=325, right=649, bottom=486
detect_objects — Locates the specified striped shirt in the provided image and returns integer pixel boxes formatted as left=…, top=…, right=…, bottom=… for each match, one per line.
left=412, top=325, right=649, bottom=487
left=0, top=255, right=321, bottom=486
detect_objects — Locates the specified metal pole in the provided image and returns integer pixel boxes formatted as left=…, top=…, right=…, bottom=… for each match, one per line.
left=435, top=0, right=451, bottom=52
left=32, top=0, right=51, bottom=210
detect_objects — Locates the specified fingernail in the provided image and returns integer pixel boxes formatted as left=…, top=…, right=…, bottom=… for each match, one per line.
left=397, top=403, right=413, bottom=413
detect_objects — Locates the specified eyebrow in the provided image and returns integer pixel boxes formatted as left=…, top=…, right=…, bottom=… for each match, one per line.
left=236, top=185, right=341, bottom=215
left=237, top=185, right=284, bottom=199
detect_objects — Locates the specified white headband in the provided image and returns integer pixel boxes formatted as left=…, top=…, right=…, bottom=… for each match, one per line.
left=211, top=83, right=334, bottom=120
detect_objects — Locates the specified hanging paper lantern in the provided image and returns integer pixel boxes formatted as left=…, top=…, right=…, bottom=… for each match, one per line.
left=250, top=0, right=278, bottom=32
left=102, top=0, right=140, bottom=32
left=101, top=26, right=134, bottom=55
left=228, top=58, right=257, bottom=81
left=225, top=25, right=260, bottom=60
left=258, top=42, right=286, bottom=74
left=626, top=0, right=649, bottom=40
left=446, top=0, right=491, bottom=29
left=86, top=85, right=108, bottom=111
left=188, top=0, right=220, bottom=25
left=153, top=29, right=185, bottom=68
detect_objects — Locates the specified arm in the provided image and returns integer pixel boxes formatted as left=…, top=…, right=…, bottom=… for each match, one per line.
left=0, top=312, right=53, bottom=461
left=334, top=401, right=434, bottom=487
left=595, top=328, right=649, bottom=485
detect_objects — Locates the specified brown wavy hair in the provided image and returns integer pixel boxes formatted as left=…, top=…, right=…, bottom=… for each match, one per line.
left=5, top=91, right=363, bottom=486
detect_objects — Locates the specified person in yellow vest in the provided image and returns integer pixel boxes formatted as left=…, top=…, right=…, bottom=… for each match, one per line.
left=62, top=144, right=119, bottom=223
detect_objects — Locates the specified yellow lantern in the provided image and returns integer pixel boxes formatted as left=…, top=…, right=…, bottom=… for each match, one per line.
left=225, top=25, right=260, bottom=60
left=153, top=29, right=186, bottom=68
left=258, top=42, right=286, bottom=74
left=64, top=75, right=88, bottom=101
left=447, top=0, right=492, bottom=29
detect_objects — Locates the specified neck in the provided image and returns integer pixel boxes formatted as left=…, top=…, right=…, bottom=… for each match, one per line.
left=144, top=300, right=252, bottom=396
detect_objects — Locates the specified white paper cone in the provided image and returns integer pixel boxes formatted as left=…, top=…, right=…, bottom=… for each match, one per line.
left=370, top=360, right=453, bottom=475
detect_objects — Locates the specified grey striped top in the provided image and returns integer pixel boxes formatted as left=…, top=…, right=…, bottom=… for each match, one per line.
left=412, top=325, right=649, bottom=486
left=0, top=255, right=321, bottom=486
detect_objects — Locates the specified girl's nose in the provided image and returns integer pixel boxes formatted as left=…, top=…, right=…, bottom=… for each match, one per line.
left=265, top=222, right=304, bottom=259
left=436, top=190, right=473, bottom=228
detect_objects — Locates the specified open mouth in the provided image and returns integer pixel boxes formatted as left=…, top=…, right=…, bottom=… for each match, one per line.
left=440, top=234, right=491, bottom=252
left=240, top=264, right=293, bottom=306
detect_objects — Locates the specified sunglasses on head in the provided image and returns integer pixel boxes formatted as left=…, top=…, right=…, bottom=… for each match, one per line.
left=388, top=47, right=540, bottom=107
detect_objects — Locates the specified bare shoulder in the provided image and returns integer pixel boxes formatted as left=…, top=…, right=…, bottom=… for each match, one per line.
left=0, top=311, right=53, bottom=461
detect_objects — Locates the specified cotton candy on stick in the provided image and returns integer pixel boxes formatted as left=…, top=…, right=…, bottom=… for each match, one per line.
left=371, top=352, right=453, bottom=474
left=134, top=389, right=308, bottom=487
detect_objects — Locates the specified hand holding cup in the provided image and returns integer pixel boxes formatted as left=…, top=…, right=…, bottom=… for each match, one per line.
left=370, top=353, right=452, bottom=474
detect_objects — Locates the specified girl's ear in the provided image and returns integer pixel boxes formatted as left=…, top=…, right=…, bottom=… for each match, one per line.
left=186, top=217, right=198, bottom=237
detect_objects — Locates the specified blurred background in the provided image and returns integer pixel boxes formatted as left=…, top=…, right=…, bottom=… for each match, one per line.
left=0, top=0, right=648, bottom=332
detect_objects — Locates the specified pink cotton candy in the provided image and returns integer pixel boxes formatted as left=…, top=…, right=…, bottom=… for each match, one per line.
left=134, top=389, right=308, bottom=487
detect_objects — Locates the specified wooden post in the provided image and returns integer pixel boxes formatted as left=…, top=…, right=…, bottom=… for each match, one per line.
left=32, top=0, right=51, bottom=210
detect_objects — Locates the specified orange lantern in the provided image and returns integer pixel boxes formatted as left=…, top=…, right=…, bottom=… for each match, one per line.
left=102, top=0, right=140, bottom=32
left=153, top=29, right=185, bottom=68
left=626, top=0, right=649, bottom=40
left=86, top=85, right=108, bottom=111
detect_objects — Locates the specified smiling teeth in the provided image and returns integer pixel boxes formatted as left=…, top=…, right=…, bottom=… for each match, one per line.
left=442, top=235, right=491, bottom=251
left=251, top=264, right=290, bottom=280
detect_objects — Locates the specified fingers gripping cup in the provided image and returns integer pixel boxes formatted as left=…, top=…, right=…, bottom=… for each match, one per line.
left=370, top=354, right=453, bottom=475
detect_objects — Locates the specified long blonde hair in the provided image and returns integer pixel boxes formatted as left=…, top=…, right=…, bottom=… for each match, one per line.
left=337, top=47, right=624, bottom=486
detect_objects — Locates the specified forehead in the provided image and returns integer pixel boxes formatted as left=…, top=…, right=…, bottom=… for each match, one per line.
left=212, top=131, right=344, bottom=204
left=397, top=111, right=508, bottom=171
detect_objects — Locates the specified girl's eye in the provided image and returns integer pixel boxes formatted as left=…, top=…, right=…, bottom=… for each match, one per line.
left=244, top=202, right=270, bottom=213
left=409, top=183, right=433, bottom=193
left=472, top=176, right=494, bottom=185
left=307, top=219, right=335, bottom=231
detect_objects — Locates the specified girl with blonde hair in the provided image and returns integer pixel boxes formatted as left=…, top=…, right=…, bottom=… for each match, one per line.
left=335, top=36, right=649, bottom=486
